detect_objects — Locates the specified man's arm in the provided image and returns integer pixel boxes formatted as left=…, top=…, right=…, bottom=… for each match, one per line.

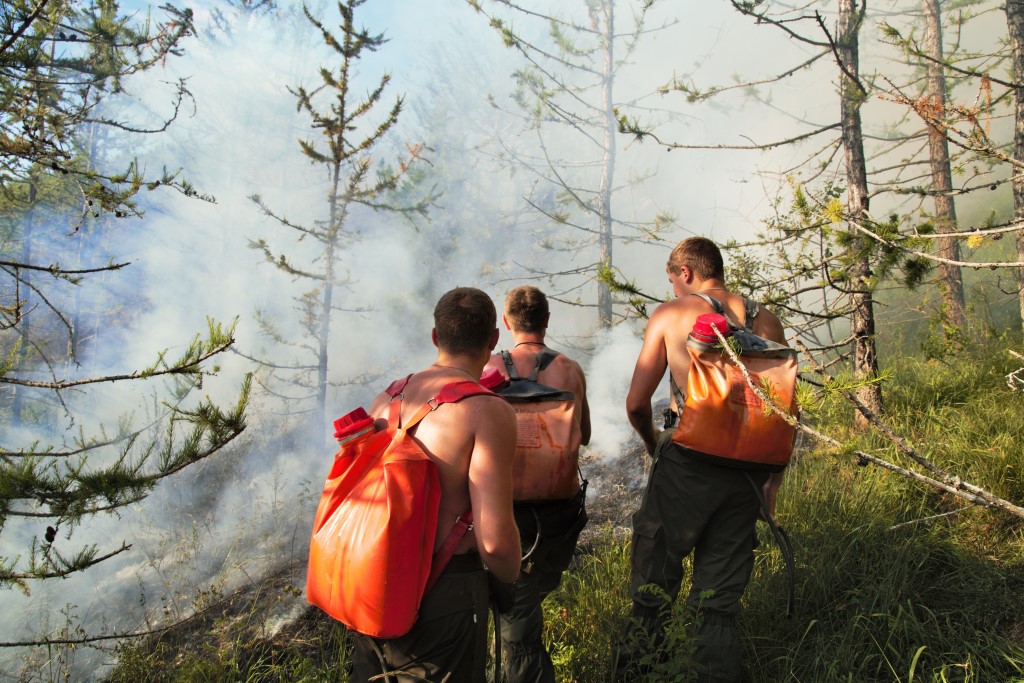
left=761, top=471, right=785, bottom=518
left=575, top=360, right=592, bottom=447
left=467, top=398, right=521, bottom=584
left=626, top=309, right=670, bottom=455
left=754, top=307, right=788, bottom=517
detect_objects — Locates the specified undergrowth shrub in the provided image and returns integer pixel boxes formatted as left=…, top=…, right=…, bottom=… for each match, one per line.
left=542, top=526, right=633, bottom=681
left=739, top=339, right=1024, bottom=682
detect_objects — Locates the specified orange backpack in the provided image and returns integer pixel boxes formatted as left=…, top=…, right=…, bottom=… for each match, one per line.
left=671, top=294, right=799, bottom=472
left=306, top=375, right=495, bottom=638
left=495, top=349, right=582, bottom=500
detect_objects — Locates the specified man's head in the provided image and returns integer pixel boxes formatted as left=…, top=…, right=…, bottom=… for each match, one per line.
left=504, top=285, right=549, bottom=333
left=666, top=237, right=725, bottom=280
left=433, top=287, right=498, bottom=356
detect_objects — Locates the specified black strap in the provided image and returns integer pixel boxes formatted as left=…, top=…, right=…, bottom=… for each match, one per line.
left=744, top=298, right=760, bottom=325
left=690, top=292, right=759, bottom=327
left=501, top=348, right=562, bottom=382
left=528, top=348, right=560, bottom=381
left=670, top=376, right=685, bottom=414
left=500, top=350, right=520, bottom=380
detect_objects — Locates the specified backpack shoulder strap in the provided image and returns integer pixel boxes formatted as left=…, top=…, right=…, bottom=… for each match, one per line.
left=690, top=292, right=724, bottom=314
left=385, top=375, right=414, bottom=429
left=433, top=381, right=497, bottom=405
left=404, top=381, right=498, bottom=431
left=501, top=350, right=521, bottom=380
left=385, top=374, right=414, bottom=398
left=426, top=509, right=474, bottom=593
left=527, top=348, right=561, bottom=381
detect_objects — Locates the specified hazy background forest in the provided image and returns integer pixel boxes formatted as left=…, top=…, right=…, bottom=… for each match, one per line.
left=1, top=0, right=1023, bottom=680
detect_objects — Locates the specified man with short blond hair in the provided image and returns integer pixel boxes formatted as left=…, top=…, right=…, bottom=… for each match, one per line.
left=615, top=238, right=788, bottom=683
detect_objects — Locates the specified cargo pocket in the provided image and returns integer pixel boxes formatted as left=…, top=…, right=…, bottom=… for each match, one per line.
left=629, top=513, right=669, bottom=607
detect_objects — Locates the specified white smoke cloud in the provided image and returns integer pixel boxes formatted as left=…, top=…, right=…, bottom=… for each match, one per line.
left=584, top=321, right=645, bottom=460
left=5, top=0, right=930, bottom=678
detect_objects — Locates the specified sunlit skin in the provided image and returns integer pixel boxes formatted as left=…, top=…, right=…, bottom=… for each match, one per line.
left=366, top=328, right=521, bottom=584
left=484, top=311, right=592, bottom=451
left=625, top=263, right=788, bottom=514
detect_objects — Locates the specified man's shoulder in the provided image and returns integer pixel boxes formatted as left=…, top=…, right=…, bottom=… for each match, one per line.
left=648, top=296, right=701, bottom=331
left=552, top=350, right=585, bottom=376
left=652, top=295, right=702, bottom=316
left=749, top=304, right=787, bottom=345
left=457, top=388, right=515, bottom=413
left=544, top=351, right=586, bottom=381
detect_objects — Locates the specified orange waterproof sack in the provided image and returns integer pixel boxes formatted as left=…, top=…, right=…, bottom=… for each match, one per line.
left=672, top=295, right=799, bottom=472
left=495, top=349, right=582, bottom=500
left=306, top=376, right=493, bottom=638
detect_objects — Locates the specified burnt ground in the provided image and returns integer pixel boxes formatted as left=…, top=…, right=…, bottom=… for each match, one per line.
left=577, top=438, right=650, bottom=546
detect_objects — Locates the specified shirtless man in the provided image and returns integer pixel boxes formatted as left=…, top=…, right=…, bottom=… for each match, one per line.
left=615, top=237, right=787, bottom=683
left=350, top=287, right=521, bottom=683
left=484, top=285, right=590, bottom=683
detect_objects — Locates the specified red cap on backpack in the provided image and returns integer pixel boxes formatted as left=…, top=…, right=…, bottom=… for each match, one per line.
left=479, top=368, right=509, bottom=392
left=333, top=407, right=375, bottom=443
left=690, top=313, right=731, bottom=344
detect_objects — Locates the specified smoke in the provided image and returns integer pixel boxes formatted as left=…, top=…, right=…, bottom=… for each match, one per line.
left=0, top=0, right=882, bottom=678
left=584, top=322, right=645, bottom=459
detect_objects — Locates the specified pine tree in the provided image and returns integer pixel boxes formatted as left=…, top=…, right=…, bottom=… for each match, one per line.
left=1009, top=0, right=1024, bottom=335
left=0, top=0, right=249, bottom=603
left=247, top=0, right=430, bottom=438
left=468, top=0, right=674, bottom=328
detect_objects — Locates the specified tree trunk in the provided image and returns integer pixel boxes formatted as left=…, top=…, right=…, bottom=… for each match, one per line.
left=837, top=0, right=884, bottom=420
left=1009, top=0, right=1024, bottom=335
left=596, top=0, right=616, bottom=328
left=923, top=0, right=967, bottom=331
left=316, top=163, right=344, bottom=443
left=11, top=179, right=36, bottom=423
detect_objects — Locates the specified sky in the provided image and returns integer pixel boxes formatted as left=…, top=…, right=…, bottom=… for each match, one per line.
left=1, top=0, right=1012, bottom=677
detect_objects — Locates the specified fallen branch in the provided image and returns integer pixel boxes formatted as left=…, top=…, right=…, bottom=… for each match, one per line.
left=1008, top=351, right=1024, bottom=392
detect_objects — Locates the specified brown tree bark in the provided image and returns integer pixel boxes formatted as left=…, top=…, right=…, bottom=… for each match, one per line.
left=922, top=0, right=967, bottom=331
left=837, top=0, right=884, bottom=420
left=1009, top=0, right=1024, bottom=335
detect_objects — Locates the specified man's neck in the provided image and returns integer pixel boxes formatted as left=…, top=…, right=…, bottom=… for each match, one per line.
left=510, top=333, right=546, bottom=350
left=432, top=353, right=486, bottom=380
left=693, top=280, right=729, bottom=295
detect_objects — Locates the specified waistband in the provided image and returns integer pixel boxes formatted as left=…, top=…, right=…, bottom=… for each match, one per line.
left=444, top=552, right=484, bottom=573
left=514, top=485, right=587, bottom=510
left=661, top=441, right=775, bottom=479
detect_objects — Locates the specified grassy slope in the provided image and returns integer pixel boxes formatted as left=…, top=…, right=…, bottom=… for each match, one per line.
left=105, top=309, right=1024, bottom=682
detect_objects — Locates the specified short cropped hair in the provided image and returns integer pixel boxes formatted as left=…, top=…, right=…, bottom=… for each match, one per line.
left=504, top=286, right=549, bottom=333
left=667, top=237, right=725, bottom=279
left=433, top=287, right=497, bottom=355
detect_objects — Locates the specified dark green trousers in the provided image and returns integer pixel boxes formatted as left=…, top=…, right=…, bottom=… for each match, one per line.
left=617, top=432, right=767, bottom=683
left=350, top=554, right=489, bottom=683
left=499, top=490, right=588, bottom=683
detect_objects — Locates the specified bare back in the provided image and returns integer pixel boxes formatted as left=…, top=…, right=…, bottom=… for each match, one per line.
left=663, top=292, right=787, bottom=407
left=367, top=367, right=518, bottom=568
left=485, top=347, right=592, bottom=447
